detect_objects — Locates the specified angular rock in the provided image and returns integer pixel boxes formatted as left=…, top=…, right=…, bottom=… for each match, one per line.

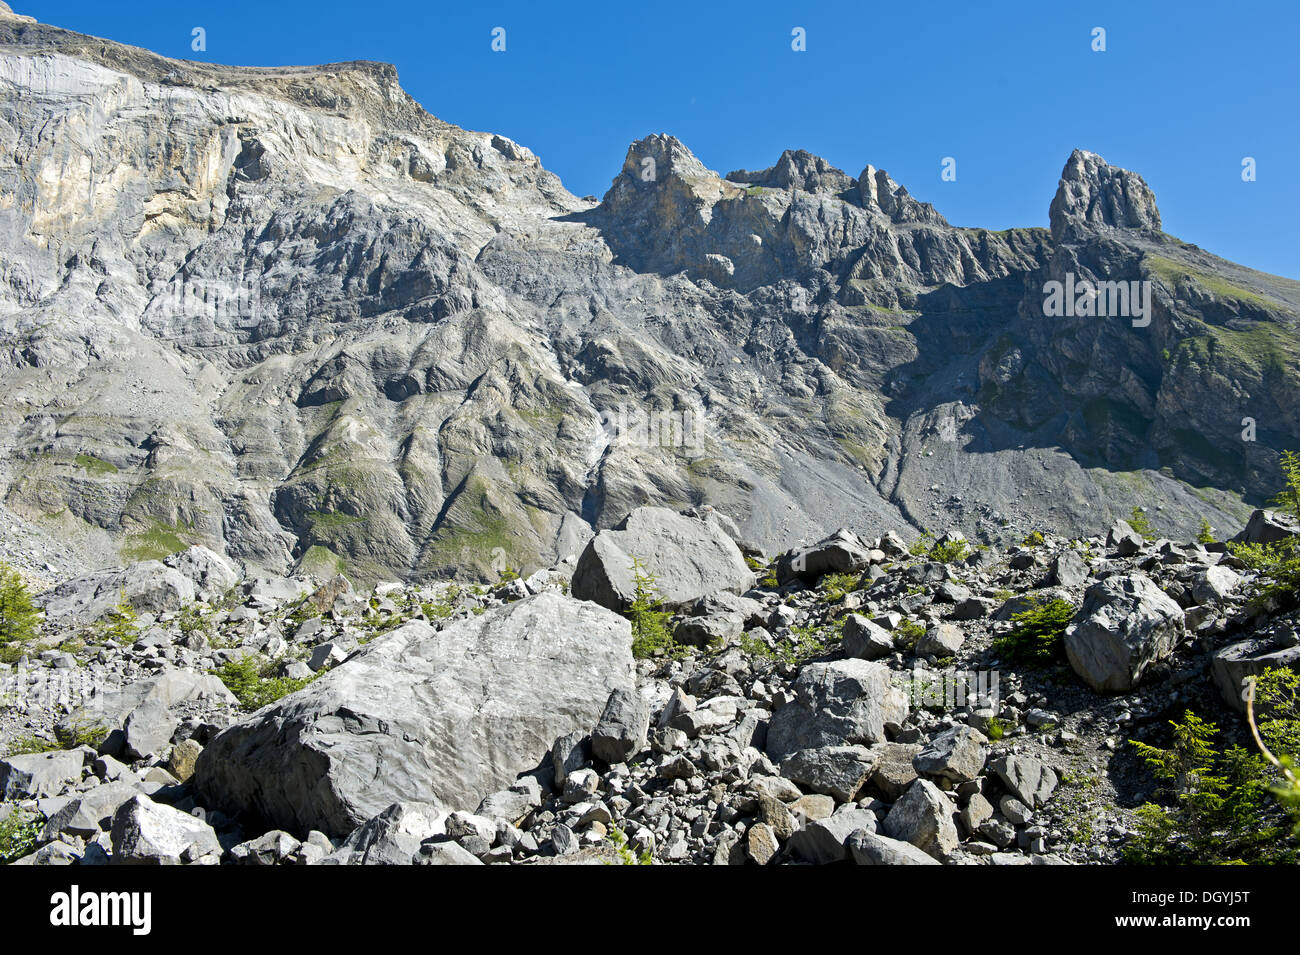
left=991, top=755, right=1058, bottom=808
left=1064, top=574, right=1185, bottom=692
left=765, top=660, right=907, bottom=762
left=776, top=528, right=872, bottom=584
left=847, top=828, right=941, bottom=865
left=913, top=725, right=988, bottom=783
left=591, top=687, right=651, bottom=764
left=0, top=750, right=83, bottom=800
left=780, top=745, right=879, bottom=802
left=1191, top=565, right=1242, bottom=605
left=571, top=507, right=752, bottom=612
left=1211, top=639, right=1300, bottom=711
left=1231, top=509, right=1300, bottom=546
left=842, top=614, right=895, bottom=661
left=786, top=807, right=880, bottom=864
left=110, top=795, right=222, bottom=865
left=327, top=802, right=447, bottom=865
left=916, top=623, right=964, bottom=658
left=882, top=778, right=959, bottom=860
left=196, top=592, right=634, bottom=836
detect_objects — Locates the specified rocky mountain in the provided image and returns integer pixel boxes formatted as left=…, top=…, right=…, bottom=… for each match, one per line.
left=1, top=3, right=1297, bottom=592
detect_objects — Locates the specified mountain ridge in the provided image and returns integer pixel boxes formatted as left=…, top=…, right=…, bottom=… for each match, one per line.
left=0, top=5, right=1295, bottom=584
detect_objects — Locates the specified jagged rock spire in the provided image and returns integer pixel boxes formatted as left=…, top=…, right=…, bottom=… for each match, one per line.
left=1049, top=148, right=1161, bottom=241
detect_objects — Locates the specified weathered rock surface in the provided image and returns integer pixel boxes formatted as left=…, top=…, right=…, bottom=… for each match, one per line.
left=1064, top=574, right=1185, bottom=692
left=571, top=507, right=752, bottom=612
left=195, top=592, right=634, bottom=836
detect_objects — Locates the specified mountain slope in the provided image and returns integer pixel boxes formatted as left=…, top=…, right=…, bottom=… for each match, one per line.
left=0, top=5, right=1295, bottom=582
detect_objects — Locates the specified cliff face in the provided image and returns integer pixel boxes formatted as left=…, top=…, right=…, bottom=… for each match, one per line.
left=0, top=7, right=1297, bottom=582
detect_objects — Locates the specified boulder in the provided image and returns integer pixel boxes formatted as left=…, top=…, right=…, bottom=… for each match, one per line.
left=1049, top=549, right=1089, bottom=589
left=1191, top=565, right=1242, bottom=605
left=882, top=778, right=959, bottom=860
left=0, top=750, right=84, bottom=800
left=60, top=669, right=237, bottom=744
left=591, top=687, right=650, bottom=765
left=867, top=742, right=922, bottom=800
left=164, top=546, right=240, bottom=594
left=779, top=745, right=879, bottom=802
left=1064, top=574, right=1185, bottom=692
left=842, top=615, right=895, bottom=661
left=913, top=725, right=988, bottom=783
left=786, top=807, right=880, bottom=864
left=571, top=507, right=752, bottom=611
left=109, top=795, right=222, bottom=865
left=991, top=755, right=1058, bottom=808
left=325, top=802, right=448, bottom=865
left=41, top=561, right=197, bottom=623
left=1105, top=519, right=1145, bottom=555
left=847, top=828, right=941, bottom=865
left=776, top=528, right=873, bottom=585
left=195, top=592, right=634, bottom=837
left=765, top=659, right=907, bottom=762
left=1231, top=509, right=1300, bottom=546
left=916, top=623, right=964, bottom=658
left=1211, top=639, right=1300, bottom=711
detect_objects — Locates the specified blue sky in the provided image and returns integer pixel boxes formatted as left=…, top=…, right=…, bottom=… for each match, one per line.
left=19, top=0, right=1300, bottom=278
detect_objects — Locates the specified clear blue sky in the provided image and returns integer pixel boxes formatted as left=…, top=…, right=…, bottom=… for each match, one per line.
left=17, top=0, right=1300, bottom=278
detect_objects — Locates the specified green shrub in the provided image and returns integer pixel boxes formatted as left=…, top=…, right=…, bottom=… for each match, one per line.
left=991, top=598, right=1074, bottom=666
left=893, top=618, right=926, bottom=650
left=98, top=589, right=138, bottom=644
left=1022, top=530, right=1045, bottom=548
left=818, top=572, right=862, bottom=603
left=1126, top=701, right=1298, bottom=864
left=908, top=532, right=933, bottom=557
left=1273, top=449, right=1300, bottom=519
left=0, top=561, right=40, bottom=648
left=986, top=717, right=1006, bottom=742
left=1229, top=539, right=1300, bottom=606
left=627, top=558, right=678, bottom=659
left=605, top=824, right=653, bottom=865
left=0, top=808, right=43, bottom=864
left=928, top=539, right=970, bottom=563
left=1196, top=518, right=1216, bottom=545
left=1128, top=506, right=1155, bottom=540
left=212, top=656, right=317, bottom=711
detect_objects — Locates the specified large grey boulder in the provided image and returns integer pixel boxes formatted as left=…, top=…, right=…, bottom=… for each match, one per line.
left=41, top=560, right=197, bottom=623
left=1211, top=639, right=1300, bottom=711
left=60, top=669, right=237, bottom=746
left=571, top=507, right=752, bottom=612
left=165, top=546, right=241, bottom=594
left=1064, top=574, right=1185, bottom=692
left=780, top=745, right=879, bottom=802
left=109, top=795, right=222, bottom=865
left=1231, top=509, right=1300, bottom=546
left=882, top=778, right=959, bottom=860
left=195, top=591, right=634, bottom=837
left=913, top=725, right=988, bottom=783
left=765, top=660, right=906, bottom=762
left=0, top=750, right=84, bottom=800
left=776, top=528, right=873, bottom=585
left=325, top=802, right=448, bottom=865
left=991, top=755, right=1059, bottom=808
left=786, top=807, right=880, bottom=864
